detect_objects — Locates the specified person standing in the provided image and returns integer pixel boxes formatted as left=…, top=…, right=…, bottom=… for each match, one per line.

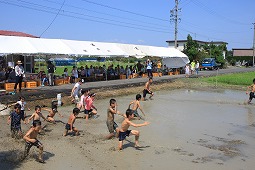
left=190, top=60, right=196, bottom=75
left=195, top=60, right=200, bottom=75
left=146, top=59, right=153, bottom=78
left=157, top=60, right=162, bottom=77
left=14, top=60, right=25, bottom=93
left=47, top=61, right=55, bottom=86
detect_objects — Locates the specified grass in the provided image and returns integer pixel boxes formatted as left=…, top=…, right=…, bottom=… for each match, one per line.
left=201, top=71, right=255, bottom=86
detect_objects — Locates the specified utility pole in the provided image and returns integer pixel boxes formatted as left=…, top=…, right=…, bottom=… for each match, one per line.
left=253, top=21, right=255, bottom=67
left=170, top=0, right=181, bottom=49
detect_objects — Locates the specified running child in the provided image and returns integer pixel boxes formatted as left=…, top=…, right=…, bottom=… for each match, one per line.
left=70, top=79, right=82, bottom=104
left=41, top=102, right=63, bottom=123
left=7, top=103, right=26, bottom=139
left=129, top=94, right=145, bottom=119
left=17, top=96, right=30, bottom=118
left=63, top=108, right=80, bottom=136
left=106, top=99, right=125, bottom=139
left=77, top=89, right=90, bottom=111
left=142, top=77, right=154, bottom=101
left=23, top=120, right=44, bottom=163
left=246, top=78, right=255, bottom=104
left=27, top=105, right=48, bottom=125
left=84, top=93, right=97, bottom=120
left=118, top=109, right=149, bottom=151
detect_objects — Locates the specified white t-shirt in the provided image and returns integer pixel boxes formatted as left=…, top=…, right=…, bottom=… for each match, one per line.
left=17, top=101, right=26, bottom=111
left=73, top=82, right=81, bottom=96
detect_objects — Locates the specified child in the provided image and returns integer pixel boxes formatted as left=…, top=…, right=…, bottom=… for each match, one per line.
left=70, top=79, right=82, bottom=104
left=7, top=103, right=26, bottom=139
left=84, top=93, right=97, bottom=120
left=17, top=96, right=30, bottom=118
left=23, top=120, right=44, bottom=163
left=246, top=78, right=255, bottom=104
left=77, top=89, right=90, bottom=111
left=106, top=99, right=125, bottom=139
left=142, top=77, right=154, bottom=101
left=118, top=109, right=149, bottom=151
left=42, top=102, right=63, bottom=123
left=63, top=108, right=80, bottom=136
left=27, top=105, right=48, bottom=125
left=129, top=94, right=146, bottom=119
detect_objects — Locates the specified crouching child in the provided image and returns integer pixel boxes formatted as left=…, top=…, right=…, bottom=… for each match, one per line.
left=63, top=108, right=80, bottom=136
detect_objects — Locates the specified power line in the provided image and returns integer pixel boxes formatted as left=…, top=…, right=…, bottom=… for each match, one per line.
left=41, top=0, right=170, bottom=28
left=0, top=0, right=173, bottom=34
left=192, top=0, right=249, bottom=26
left=39, top=0, right=66, bottom=37
left=79, top=0, right=169, bottom=22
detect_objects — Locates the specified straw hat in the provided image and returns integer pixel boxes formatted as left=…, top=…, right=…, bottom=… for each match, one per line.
left=17, top=60, right=22, bottom=64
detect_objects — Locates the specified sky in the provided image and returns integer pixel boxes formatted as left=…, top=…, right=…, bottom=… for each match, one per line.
left=0, top=0, right=254, bottom=50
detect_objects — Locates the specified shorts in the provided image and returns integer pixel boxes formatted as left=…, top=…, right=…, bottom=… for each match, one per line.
left=119, top=130, right=131, bottom=141
left=25, top=139, right=43, bottom=149
left=65, top=123, right=74, bottom=130
left=132, top=110, right=140, bottom=118
left=84, top=109, right=93, bottom=115
left=106, top=120, right=118, bottom=133
left=143, top=89, right=152, bottom=98
left=11, top=126, right=21, bottom=138
left=47, top=115, right=53, bottom=118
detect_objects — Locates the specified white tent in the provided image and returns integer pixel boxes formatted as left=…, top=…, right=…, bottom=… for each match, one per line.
left=0, top=35, right=189, bottom=68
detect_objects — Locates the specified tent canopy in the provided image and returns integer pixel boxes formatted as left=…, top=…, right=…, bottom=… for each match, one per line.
left=0, top=35, right=189, bottom=67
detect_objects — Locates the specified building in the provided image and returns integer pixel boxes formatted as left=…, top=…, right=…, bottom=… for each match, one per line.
left=232, top=48, right=254, bottom=57
left=166, top=40, right=228, bottom=59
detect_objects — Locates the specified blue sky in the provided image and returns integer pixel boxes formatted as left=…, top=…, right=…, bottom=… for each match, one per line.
left=0, top=0, right=254, bottom=50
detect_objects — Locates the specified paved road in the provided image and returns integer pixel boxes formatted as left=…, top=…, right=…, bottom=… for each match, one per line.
left=1, top=66, right=255, bottom=102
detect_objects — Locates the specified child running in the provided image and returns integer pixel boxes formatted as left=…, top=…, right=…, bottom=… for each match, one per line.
left=7, top=103, right=26, bottom=139
left=84, top=93, right=97, bottom=120
left=23, top=120, right=44, bottom=163
left=63, top=108, right=80, bottom=136
left=129, top=94, right=145, bottom=119
left=118, top=109, right=149, bottom=151
left=27, top=105, right=48, bottom=125
left=42, top=102, right=63, bottom=123
left=77, top=89, right=90, bottom=111
left=246, top=78, right=255, bottom=104
left=142, top=77, right=154, bottom=101
left=17, top=96, right=30, bottom=118
left=106, top=99, right=125, bottom=139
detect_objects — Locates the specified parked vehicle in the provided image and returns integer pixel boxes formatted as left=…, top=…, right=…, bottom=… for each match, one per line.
left=201, top=58, right=220, bottom=70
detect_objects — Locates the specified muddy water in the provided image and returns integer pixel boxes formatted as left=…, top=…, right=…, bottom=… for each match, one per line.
left=94, top=89, right=255, bottom=170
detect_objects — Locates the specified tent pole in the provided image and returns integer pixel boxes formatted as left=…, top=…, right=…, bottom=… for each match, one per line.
left=105, top=57, right=107, bottom=81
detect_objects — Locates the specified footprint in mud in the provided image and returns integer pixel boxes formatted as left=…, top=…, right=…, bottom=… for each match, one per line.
left=154, top=149, right=165, bottom=155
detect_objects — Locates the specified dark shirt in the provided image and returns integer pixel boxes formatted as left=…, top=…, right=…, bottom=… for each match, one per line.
left=47, top=63, right=55, bottom=74
left=10, top=111, right=25, bottom=129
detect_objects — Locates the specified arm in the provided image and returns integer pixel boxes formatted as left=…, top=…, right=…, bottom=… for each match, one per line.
left=128, top=101, right=134, bottom=109
left=23, top=129, right=36, bottom=143
left=40, top=113, right=48, bottom=121
left=246, top=85, right=252, bottom=94
left=71, top=86, right=77, bottom=96
left=27, top=114, right=35, bottom=123
left=127, top=119, right=149, bottom=128
left=41, top=108, right=51, bottom=112
left=138, top=103, right=145, bottom=116
left=58, top=112, right=64, bottom=117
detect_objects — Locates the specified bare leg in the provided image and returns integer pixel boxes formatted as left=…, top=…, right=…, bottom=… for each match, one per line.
left=131, top=130, right=140, bottom=147
left=38, top=146, right=44, bottom=163
left=106, top=133, right=115, bottom=139
left=118, top=140, right=123, bottom=151
left=63, top=129, right=68, bottom=136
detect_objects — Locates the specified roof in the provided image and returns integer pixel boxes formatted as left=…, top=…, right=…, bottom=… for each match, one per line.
left=232, top=48, right=254, bottom=57
left=0, top=30, right=39, bottom=38
left=166, top=40, right=228, bottom=45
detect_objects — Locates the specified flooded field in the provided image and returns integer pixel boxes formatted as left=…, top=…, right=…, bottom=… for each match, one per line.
left=1, top=89, right=255, bottom=170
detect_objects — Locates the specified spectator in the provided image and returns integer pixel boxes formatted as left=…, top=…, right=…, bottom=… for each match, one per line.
left=14, top=61, right=25, bottom=92
left=146, top=59, right=153, bottom=78
left=71, top=66, right=78, bottom=83
left=47, top=61, right=55, bottom=86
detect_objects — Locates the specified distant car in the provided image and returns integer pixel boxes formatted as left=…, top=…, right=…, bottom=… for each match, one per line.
left=245, top=61, right=253, bottom=67
left=201, top=58, right=220, bottom=70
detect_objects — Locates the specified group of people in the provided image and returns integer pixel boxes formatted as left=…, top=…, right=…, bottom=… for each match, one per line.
left=6, top=77, right=154, bottom=163
left=185, top=60, right=200, bottom=77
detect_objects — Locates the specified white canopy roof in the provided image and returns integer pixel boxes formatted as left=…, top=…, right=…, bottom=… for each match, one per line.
left=0, top=35, right=189, bottom=67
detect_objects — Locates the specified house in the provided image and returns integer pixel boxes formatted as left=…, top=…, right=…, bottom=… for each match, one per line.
left=232, top=48, right=254, bottom=57
left=166, top=40, right=228, bottom=59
